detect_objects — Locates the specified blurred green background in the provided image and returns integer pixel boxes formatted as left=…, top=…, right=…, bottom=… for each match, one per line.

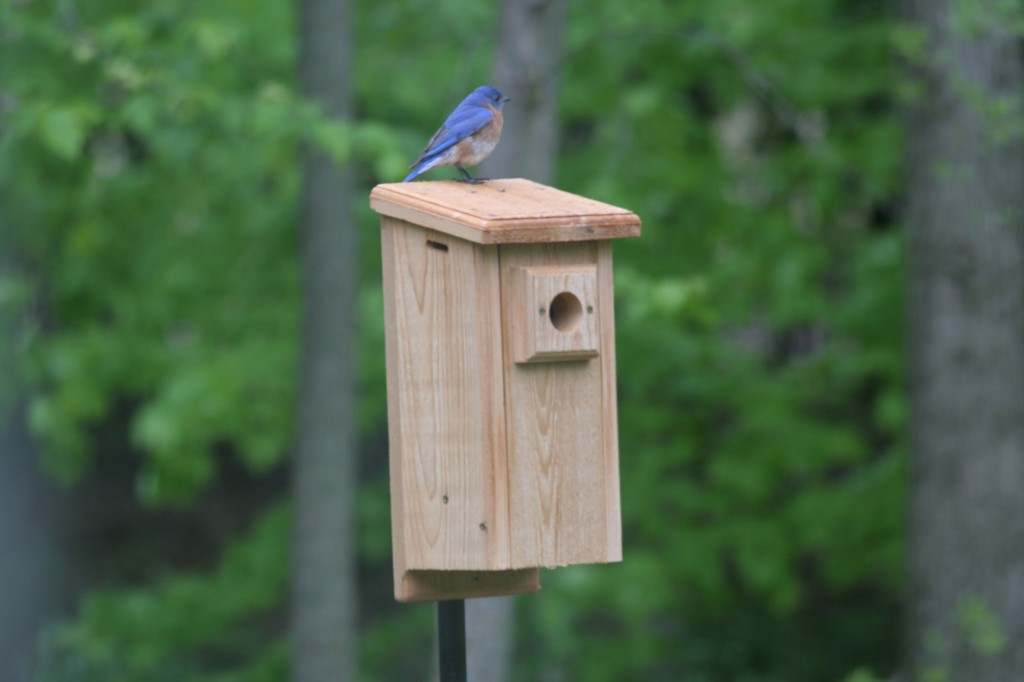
left=2, top=0, right=910, bottom=680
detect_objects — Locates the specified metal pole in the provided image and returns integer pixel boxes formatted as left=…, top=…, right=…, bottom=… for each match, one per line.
left=438, top=599, right=467, bottom=682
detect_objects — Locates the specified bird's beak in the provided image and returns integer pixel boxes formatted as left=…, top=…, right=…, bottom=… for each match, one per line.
left=502, top=96, right=511, bottom=103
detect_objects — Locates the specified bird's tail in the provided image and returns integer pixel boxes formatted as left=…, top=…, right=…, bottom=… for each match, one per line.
left=403, top=156, right=440, bottom=183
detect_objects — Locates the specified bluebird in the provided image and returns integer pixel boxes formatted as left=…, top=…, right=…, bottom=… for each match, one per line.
left=403, top=85, right=510, bottom=183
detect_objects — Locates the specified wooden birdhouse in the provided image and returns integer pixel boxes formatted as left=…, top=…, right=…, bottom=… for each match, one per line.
left=370, top=179, right=641, bottom=602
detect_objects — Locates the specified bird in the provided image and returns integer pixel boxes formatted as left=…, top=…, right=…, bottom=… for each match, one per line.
left=403, top=85, right=510, bottom=183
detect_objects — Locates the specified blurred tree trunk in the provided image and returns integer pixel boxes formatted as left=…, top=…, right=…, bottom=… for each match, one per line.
left=290, top=0, right=358, bottom=678
left=0, top=407, right=71, bottom=682
left=905, top=1, right=1024, bottom=680
left=482, top=0, right=568, bottom=184
left=469, top=2, right=568, bottom=681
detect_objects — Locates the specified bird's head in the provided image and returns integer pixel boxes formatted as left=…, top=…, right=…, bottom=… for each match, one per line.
left=471, top=85, right=510, bottom=110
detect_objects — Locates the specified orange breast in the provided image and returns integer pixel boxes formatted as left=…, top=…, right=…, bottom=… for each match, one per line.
left=452, top=106, right=504, bottom=167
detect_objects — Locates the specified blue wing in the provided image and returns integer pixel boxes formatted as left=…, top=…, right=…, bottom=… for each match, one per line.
left=411, top=105, right=494, bottom=166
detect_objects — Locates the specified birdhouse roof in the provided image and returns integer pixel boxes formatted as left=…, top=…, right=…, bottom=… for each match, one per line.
left=370, top=178, right=641, bottom=245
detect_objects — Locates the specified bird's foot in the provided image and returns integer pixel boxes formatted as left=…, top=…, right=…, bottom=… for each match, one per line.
left=456, top=168, right=487, bottom=184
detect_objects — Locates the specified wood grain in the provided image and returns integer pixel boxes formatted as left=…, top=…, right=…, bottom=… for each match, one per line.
left=370, top=179, right=641, bottom=244
left=509, top=264, right=600, bottom=363
left=396, top=569, right=541, bottom=603
left=376, top=182, right=632, bottom=601
left=499, top=241, right=622, bottom=568
left=381, top=217, right=510, bottom=588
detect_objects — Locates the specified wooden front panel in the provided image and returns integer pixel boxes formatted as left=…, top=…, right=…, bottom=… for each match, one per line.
left=499, top=241, right=623, bottom=568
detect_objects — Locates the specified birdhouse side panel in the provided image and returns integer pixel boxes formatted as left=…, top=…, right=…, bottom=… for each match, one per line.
left=596, top=242, right=623, bottom=562
left=381, top=218, right=510, bottom=575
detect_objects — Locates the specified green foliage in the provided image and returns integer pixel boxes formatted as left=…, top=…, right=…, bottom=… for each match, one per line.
left=5, top=0, right=906, bottom=679
left=1, top=0, right=404, bottom=499
left=36, top=505, right=290, bottom=681
left=520, top=0, right=906, bottom=678
left=958, top=595, right=1008, bottom=656
left=3, top=0, right=307, bottom=494
left=842, top=669, right=889, bottom=682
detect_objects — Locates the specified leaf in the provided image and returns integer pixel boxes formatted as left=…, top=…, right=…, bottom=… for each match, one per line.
left=842, top=668, right=887, bottom=682
left=959, top=595, right=1008, bottom=656
left=192, top=20, right=238, bottom=58
left=311, top=119, right=353, bottom=163
left=37, top=105, right=97, bottom=161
